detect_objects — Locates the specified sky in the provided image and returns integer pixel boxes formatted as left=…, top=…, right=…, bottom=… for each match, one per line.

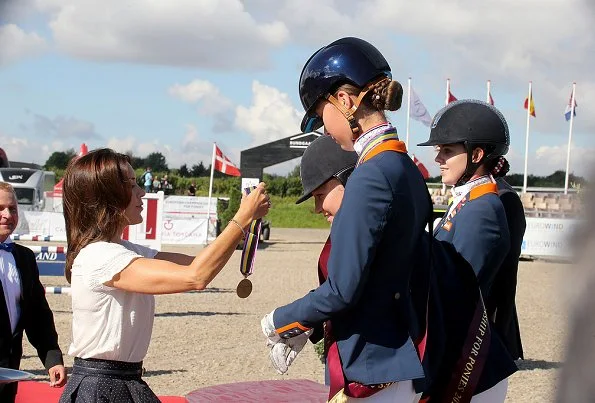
left=0, top=0, right=594, bottom=178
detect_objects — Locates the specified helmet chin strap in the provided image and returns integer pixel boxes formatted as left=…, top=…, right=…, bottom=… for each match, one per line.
left=454, top=143, right=482, bottom=187
left=325, top=77, right=390, bottom=141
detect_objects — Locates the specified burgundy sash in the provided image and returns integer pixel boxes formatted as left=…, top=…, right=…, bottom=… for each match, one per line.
left=318, top=238, right=389, bottom=400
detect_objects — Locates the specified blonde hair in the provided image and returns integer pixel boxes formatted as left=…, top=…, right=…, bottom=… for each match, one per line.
left=0, top=182, right=16, bottom=196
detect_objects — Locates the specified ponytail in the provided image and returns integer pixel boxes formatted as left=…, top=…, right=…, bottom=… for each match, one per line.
left=489, top=156, right=510, bottom=178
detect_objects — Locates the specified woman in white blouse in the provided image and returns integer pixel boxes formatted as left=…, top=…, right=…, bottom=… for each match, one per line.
left=58, top=148, right=270, bottom=403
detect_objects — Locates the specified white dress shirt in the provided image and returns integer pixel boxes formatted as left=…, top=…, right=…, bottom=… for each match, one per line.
left=0, top=237, right=22, bottom=334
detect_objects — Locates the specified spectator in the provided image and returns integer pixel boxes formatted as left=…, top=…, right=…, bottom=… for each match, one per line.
left=142, top=167, right=153, bottom=193
left=187, top=181, right=197, bottom=196
left=152, top=176, right=161, bottom=192
left=161, top=175, right=173, bottom=195
left=0, top=182, right=66, bottom=402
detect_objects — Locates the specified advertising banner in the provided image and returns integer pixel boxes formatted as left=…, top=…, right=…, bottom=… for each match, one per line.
left=521, top=217, right=580, bottom=259
left=161, top=196, right=218, bottom=244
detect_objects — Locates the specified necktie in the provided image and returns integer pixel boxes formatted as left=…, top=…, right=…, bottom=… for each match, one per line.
left=0, top=243, right=13, bottom=252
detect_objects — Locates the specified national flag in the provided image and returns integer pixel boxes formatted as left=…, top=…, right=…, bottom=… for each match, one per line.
left=524, top=91, right=536, bottom=117
left=214, top=145, right=241, bottom=176
left=410, top=87, right=433, bottom=126
left=412, top=154, right=430, bottom=179
left=445, top=79, right=457, bottom=105
left=79, top=143, right=88, bottom=157
left=564, top=92, right=577, bottom=121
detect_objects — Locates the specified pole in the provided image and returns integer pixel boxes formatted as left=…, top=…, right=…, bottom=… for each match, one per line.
left=487, top=80, right=491, bottom=104
left=406, top=77, right=411, bottom=150
left=445, top=78, right=450, bottom=106
left=564, top=82, right=577, bottom=195
left=205, top=143, right=216, bottom=245
left=522, top=81, right=532, bottom=194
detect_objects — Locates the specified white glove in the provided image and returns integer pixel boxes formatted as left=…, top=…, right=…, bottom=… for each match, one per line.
left=268, top=329, right=313, bottom=375
left=261, top=310, right=281, bottom=346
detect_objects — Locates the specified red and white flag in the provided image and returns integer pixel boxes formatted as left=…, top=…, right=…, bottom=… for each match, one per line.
left=214, top=145, right=241, bottom=176
left=445, top=79, right=457, bottom=105
left=412, top=154, right=430, bottom=179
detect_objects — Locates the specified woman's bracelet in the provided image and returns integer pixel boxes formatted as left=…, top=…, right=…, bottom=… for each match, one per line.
left=229, top=219, right=247, bottom=238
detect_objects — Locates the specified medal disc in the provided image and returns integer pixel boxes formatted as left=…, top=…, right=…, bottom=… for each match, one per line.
left=236, top=278, right=253, bottom=298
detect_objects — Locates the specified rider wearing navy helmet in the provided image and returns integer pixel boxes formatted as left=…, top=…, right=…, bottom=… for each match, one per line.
left=262, top=37, right=431, bottom=402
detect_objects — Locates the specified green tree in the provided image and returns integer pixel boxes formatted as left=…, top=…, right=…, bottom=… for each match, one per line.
left=191, top=162, right=207, bottom=177
left=288, top=164, right=301, bottom=178
left=144, top=152, right=168, bottom=172
left=45, top=149, right=77, bottom=169
left=218, top=187, right=241, bottom=232
left=179, top=164, right=190, bottom=178
left=125, top=151, right=145, bottom=169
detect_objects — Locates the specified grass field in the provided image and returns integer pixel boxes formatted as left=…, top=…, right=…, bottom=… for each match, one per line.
left=265, top=196, right=328, bottom=228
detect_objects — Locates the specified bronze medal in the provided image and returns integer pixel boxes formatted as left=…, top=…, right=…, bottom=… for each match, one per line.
left=236, top=278, right=253, bottom=298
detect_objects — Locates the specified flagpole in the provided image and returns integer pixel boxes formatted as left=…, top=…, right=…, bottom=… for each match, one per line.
left=445, top=78, right=450, bottom=106
left=406, top=77, right=411, bottom=150
left=486, top=80, right=491, bottom=103
left=564, top=82, right=577, bottom=195
left=522, top=81, right=532, bottom=194
left=205, top=143, right=216, bottom=245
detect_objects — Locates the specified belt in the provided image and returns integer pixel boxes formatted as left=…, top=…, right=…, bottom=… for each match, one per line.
left=73, top=357, right=144, bottom=379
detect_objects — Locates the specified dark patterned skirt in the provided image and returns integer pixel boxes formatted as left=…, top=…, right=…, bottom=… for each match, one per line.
left=59, top=357, right=160, bottom=403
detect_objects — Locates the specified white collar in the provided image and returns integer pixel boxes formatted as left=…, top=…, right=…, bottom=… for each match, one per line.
left=447, top=175, right=494, bottom=216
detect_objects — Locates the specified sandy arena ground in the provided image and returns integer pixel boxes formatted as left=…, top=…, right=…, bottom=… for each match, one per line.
left=19, top=228, right=570, bottom=401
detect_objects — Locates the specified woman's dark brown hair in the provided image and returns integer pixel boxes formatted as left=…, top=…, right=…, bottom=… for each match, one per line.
left=63, top=148, right=132, bottom=283
left=336, top=77, right=403, bottom=114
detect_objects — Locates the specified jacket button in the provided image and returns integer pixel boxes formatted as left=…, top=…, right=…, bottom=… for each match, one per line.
left=394, top=292, right=400, bottom=300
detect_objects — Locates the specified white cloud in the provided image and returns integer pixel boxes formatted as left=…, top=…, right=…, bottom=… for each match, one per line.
left=273, top=0, right=595, bottom=132
left=0, top=132, right=60, bottom=166
left=38, top=0, right=288, bottom=69
left=0, top=24, right=46, bottom=65
left=534, top=144, right=595, bottom=177
left=235, top=81, right=302, bottom=145
left=168, top=80, right=234, bottom=130
left=29, top=113, right=101, bottom=140
left=105, top=125, right=215, bottom=170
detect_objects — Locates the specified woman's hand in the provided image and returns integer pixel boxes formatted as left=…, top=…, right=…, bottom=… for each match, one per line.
left=234, top=182, right=271, bottom=227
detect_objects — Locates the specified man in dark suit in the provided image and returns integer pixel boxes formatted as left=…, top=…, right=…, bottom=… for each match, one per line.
left=0, top=182, right=66, bottom=401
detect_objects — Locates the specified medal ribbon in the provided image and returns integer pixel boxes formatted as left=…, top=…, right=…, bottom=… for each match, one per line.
left=240, top=186, right=262, bottom=277
left=356, top=126, right=401, bottom=167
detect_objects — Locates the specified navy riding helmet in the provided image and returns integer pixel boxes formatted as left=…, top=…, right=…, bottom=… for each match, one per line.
left=299, top=37, right=393, bottom=133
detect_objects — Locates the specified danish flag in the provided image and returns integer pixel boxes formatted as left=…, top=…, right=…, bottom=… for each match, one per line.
left=412, top=154, right=430, bottom=179
left=214, top=145, right=241, bottom=176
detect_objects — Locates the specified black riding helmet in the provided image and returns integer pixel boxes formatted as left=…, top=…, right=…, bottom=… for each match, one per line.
left=418, top=100, right=510, bottom=186
left=296, top=135, right=358, bottom=204
left=299, top=37, right=394, bottom=133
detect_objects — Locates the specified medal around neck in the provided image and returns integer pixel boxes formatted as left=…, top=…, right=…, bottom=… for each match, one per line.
left=236, top=278, right=253, bottom=298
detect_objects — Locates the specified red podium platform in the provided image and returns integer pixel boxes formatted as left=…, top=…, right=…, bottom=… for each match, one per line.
left=186, top=379, right=328, bottom=402
left=15, top=381, right=186, bottom=403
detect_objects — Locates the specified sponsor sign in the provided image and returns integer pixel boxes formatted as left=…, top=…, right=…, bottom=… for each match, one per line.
left=521, top=217, right=580, bottom=258
left=161, top=196, right=218, bottom=244
left=288, top=132, right=321, bottom=149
